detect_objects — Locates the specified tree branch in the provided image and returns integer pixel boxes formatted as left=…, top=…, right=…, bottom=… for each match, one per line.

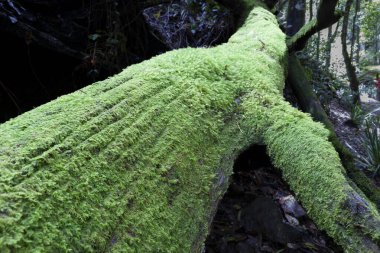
left=287, top=0, right=342, bottom=52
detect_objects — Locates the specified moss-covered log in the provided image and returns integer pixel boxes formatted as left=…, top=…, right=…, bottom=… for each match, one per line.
left=1, top=1, right=380, bottom=252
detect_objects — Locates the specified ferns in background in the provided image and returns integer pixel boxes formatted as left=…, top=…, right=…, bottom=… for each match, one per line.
left=358, top=118, right=380, bottom=177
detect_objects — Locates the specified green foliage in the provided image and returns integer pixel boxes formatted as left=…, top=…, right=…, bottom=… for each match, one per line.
left=337, top=85, right=360, bottom=111
left=362, top=1, right=380, bottom=65
left=362, top=2, right=380, bottom=41
left=358, top=119, right=380, bottom=177
left=350, top=103, right=365, bottom=126
left=304, top=66, right=313, bottom=81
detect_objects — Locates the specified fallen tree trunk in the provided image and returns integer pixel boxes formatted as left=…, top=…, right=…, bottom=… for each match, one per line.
left=1, top=1, right=380, bottom=252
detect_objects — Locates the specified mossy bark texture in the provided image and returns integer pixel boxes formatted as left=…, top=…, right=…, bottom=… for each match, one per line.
left=1, top=2, right=380, bottom=252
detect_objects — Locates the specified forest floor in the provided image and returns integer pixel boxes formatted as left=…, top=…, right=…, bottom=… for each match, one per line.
left=361, top=96, right=380, bottom=117
left=329, top=97, right=380, bottom=182
left=329, top=99, right=365, bottom=158
left=329, top=96, right=380, bottom=158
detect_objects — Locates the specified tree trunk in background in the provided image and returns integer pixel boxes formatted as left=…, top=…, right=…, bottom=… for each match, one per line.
left=325, top=21, right=341, bottom=69
left=355, top=0, right=361, bottom=64
left=376, top=29, right=380, bottom=64
left=325, top=26, right=333, bottom=69
left=278, top=0, right=288, bottom=10
left=309, top=0, right=313, bottom=21
left=286, top=0, right=306, bottom=36
left=342, top=0, right=360, bottom=104
left=316, top=31, right=321, bottom=62
left=350, top=0, right=359, bottom=62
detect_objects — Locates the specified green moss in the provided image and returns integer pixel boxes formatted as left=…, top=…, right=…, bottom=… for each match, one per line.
left=260, top=102, right=380, bottom=252
left=0, top=1, right=380, bottom=253
left=286, top=19, right=317, bottom=49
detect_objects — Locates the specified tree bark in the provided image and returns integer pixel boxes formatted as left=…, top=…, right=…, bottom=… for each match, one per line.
left=1, top=1, right=380, bottom=252
left=325, top=26, right=333, bottom=68
left=287, top=0, right=342, bottom=52
left=325, top=21, right=340, bottom=69
left=342, top=0, right=361, bottom=104
left=309, top=0, right=313, bottom=22
left=286, top=0, right=306, bottom=36
left=350, top=0, right=359, bottom=62
left=355, top=0, right=361, bottom=65
left=316, top=31, right=321, bottom=62
left=376, top=27, right=380, bottom=65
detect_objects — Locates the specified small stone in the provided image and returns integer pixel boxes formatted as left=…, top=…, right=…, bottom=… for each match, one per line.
left=279, top=195, right=306, bottom=218
left=285, top=214, right=300, bottom=226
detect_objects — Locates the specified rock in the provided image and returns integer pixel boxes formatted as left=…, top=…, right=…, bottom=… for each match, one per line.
left=278, top=195, right=306, bottom=218
left=241, top=197, right=304, bottom=245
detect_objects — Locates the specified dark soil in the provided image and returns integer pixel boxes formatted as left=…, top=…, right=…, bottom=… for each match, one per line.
left=205, top=145, right=342, bottom=253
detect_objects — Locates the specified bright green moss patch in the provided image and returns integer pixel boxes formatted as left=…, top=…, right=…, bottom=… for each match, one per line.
left=1, top=1, right=380, bottom=253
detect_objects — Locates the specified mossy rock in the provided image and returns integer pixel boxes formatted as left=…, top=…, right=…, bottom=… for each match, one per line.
left=1, top=1, right=380, bottom=252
